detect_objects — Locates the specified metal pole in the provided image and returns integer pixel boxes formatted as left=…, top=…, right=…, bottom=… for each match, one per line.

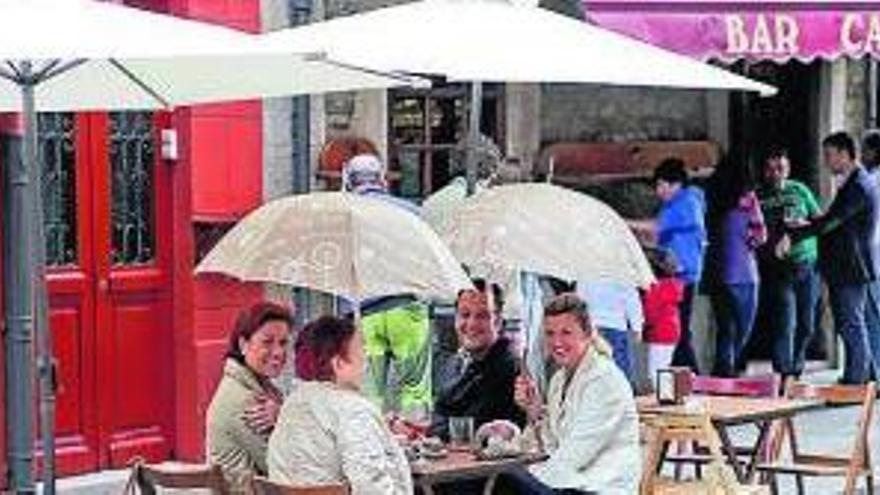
left=31, top=94, right=56, bottom=495
left=465, top=81, right=483, bottom=195
left=290, top=0, right=313, bottom=324
left=6, top=61, right=36, bottom=493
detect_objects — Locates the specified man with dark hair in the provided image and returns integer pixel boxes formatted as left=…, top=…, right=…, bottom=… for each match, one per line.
left=757, top=147, right=821, bottom=378
left=861, top=129, right=880, bottom=377
left=430, top=279, right=525, bottom=440
left=789, top=132, right=879, bottom=384
left=648, top=158, right=707, bottom=372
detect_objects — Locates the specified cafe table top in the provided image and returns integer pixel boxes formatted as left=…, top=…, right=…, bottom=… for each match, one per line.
left=637, top=395, right=825, bottom=425
left=410, top=449, right=547, bottom=485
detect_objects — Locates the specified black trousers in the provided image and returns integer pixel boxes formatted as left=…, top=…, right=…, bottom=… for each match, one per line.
left=492, top=467, right=595, bottom=495
left=672, top=283, right=700, bottom=373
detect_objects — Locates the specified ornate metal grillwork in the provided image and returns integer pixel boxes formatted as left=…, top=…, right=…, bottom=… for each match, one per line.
left=38, top=112, right=77, bottom=267
left=109, top=112, right=155, bottom=266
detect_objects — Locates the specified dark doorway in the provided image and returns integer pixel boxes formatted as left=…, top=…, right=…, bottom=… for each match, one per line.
left=735, top=61, right=826, bottom=364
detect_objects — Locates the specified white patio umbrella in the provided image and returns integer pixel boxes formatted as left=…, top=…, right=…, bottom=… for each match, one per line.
left=0, top=0, right=426, bottom=111
left=262, top=0, right=775, bottom=190
left=0, top=1, right=426, bottom=491
left=438, top=182, right=655, bottom=288
left=261, top=0, right=775, bottom=94
left=196, top=192, right=472, bottom=304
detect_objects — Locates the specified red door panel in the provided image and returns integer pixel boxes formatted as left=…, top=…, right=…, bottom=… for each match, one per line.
left=43, top=113, right=100, bottom=476
left=91, top=112, right=174, bottom=468
left=43, top=111, right=173, bottom=475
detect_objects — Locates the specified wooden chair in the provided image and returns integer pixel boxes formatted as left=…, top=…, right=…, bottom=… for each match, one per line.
left=641, top=412, right=770, bottom=495
left=249, top=476, right=349, bottom=495
left=757, top=381, right=876, bottom=495
left=666, top=375, right=781, bottom=478
left=124, top=458, right=231, bottom=494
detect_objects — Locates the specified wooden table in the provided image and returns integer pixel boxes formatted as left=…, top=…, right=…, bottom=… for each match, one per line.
left=410, top=450, right=546, bottom=495
left=637, top=395, right=824, bottom=483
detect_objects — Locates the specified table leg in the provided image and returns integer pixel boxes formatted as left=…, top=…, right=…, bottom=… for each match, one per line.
left=715, top=424, right=745, bottom=482
left=418, top=481, right=436, bottom=495
left=483, top=474, right=497, bottom=495
left=745, top=420, right=773, bottom=484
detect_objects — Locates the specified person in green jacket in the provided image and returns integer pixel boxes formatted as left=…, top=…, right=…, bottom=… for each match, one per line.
left=757, top=148, right=821, bottom=378
left=205, top=302, right=293, bottom=492
left=343, top=154, right=432, bottom=418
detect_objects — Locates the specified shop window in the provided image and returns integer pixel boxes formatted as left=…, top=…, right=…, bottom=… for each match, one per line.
left=110, top=111, right=156, bottom=266
left=39, top=112, right=77, bottom=267
left=388, top=83, right=504, bottom=199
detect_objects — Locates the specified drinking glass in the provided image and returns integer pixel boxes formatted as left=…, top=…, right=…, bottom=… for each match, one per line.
left=448, top=416, right=474, bottom=449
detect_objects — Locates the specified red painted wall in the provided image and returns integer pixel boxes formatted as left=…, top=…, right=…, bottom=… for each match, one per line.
left=166, top=0, right=264, bottom=461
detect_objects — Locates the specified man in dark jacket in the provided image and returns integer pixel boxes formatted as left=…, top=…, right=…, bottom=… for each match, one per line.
left=860, top=129, right=880, bottom=378
left=789, top=132, right=880, bottom=384
left=430, top=279, right=525, bottom=440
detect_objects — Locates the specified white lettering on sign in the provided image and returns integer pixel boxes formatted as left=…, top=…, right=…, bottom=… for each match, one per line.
left=868, top=15, right=880, bottom=52
left=726, top=15, right=749, bottom=54
left=841, top=13, right=880, bottom=55
left=776, top=15, right=799, bottom=54
left=725, top=14, right=801, bottom=56
left=841, top=14, right=861, bottom=53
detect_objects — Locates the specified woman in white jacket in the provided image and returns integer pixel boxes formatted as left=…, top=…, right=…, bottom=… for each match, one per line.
left=267, top=316, right=411, bottom=495
left=498, top=293, right=642, bottom=495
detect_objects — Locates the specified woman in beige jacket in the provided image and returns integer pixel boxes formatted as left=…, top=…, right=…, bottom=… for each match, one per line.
left=267, top=316, right=412, bottom=495
left=504, top=293, right=642, bottom=495
left=205, top=302, right=293, bottom=492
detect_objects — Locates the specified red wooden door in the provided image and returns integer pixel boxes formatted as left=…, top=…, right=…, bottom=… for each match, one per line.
left=46, top=111, right=174, bottom=474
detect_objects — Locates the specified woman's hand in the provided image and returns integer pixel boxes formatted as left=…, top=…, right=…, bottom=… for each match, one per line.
left=243, top=393, right=281, bottom=435
left=514, top=374, right=543, bottom=421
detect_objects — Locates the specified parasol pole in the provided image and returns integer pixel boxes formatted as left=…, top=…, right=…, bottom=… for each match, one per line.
left=465, top=81, right=483, bottom=195
left=5, top=62, right=38, bottom=493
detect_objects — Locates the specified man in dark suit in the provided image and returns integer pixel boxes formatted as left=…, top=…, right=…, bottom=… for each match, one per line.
left=789, top=132, right=880, bottom=384
left=430, top=279, right=525, bottom=440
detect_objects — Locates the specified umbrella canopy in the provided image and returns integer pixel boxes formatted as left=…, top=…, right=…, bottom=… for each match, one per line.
left=0, top=2, right=427, bottom=491
left=196, top=192, right=472, bottom=303
left=261, top=0, right=775, bottom=95
left=439, top=183, right=655, bottom=288
left=0, top=0, right=426, bottom=111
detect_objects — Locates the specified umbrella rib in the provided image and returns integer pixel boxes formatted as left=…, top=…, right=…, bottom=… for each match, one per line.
left=2, top=61, right=23, bottom=82
left=0, top=66, right=18, bottom=84
left=108, top=58, right=172, bottom=109
left=33, top=59, right=63, bottom=82
left=38, top=59, right=88, bottom=84
left=316, top=55, right=421, bottom=86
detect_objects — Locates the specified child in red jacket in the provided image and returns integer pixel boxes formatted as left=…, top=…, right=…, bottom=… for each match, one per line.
left=642, top=247, right=684, bottom=387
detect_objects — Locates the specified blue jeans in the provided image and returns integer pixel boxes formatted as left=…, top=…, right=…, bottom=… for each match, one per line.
left=711, top=283, right=759, bottom=377
left=598, top=327, right=634, bottom=387
left=863, top=280, right=880, bottom=377
left=828, top=283, right=871, bottom=384
left=769, top=263, right=820, bottom=377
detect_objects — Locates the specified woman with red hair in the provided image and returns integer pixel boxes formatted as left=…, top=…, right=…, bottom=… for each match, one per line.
left=206, top=302, right=294, bottom=492
left=268, top=316, right=412, bottom=494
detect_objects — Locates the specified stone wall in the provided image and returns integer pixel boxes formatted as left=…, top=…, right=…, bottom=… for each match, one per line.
left=540, top=84, right=710, bottom=144
left=845, top=58, right=870, bottom=139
